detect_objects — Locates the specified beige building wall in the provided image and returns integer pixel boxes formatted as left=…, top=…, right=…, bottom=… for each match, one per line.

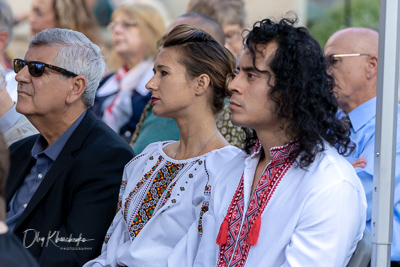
left=245, top=0, right=307, bottom=26
left=6, top=0, right=307, bottom=60
left=115, top=0, right=307, bottom=26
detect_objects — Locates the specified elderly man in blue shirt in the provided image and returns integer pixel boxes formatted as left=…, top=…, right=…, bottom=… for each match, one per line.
left=325, top=27, right=400, bottom=265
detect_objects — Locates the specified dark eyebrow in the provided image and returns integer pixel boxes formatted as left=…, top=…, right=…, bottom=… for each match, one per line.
left=242, top=66, right=258, bottom=72
left=155, top=64, right=171, bottom=70
left=238, top=65, right=273, bottom=78
left=237, top=66, right=257, bottom=72
left=153, top=64, right=171, bottom=73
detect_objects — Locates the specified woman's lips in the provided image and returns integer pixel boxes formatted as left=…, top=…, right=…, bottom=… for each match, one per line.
left=151, top=97, right=159, bottom=104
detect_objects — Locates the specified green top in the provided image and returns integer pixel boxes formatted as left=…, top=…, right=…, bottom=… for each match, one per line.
left=131, top=99, right=244, bottom=155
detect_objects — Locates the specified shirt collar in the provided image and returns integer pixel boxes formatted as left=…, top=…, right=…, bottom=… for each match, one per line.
left=348, top=97, right=376, bottom=132
left=31, top=111, right=87, bottom=161
left=250, top=139, right=299, bottom=161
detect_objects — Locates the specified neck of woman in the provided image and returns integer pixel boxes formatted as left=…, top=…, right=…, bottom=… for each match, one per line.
left=171, top=112, right=229, bottom=160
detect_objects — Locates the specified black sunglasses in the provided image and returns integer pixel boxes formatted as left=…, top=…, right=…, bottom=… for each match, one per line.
left=13, top=58, right=78, bottom=78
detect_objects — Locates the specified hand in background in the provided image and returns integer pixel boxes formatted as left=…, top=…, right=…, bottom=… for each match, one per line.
left=352, top=157, right=367, bottom=169
left=0, top=65, right=14, bottom=117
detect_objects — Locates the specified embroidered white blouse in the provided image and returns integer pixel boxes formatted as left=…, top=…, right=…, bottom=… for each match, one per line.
left=193, top=141, right=367, bottom=267
left=84, top=141, right=241, bottom=267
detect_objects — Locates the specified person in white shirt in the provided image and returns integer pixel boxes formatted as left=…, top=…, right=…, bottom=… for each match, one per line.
left=192, top=17, right=367, bottom=267
left=0, top=65, right=38, bottom=147
left=84, top=24, right=241, bottom=267
left=0, top=0, right=18, bottom=102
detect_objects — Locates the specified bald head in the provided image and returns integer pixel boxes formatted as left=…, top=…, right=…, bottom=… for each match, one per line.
left=325, top=27, right=379, bottom=113
left=326, top=28, right=379, bottom=57
left=166, top=12, right=225, bottom=45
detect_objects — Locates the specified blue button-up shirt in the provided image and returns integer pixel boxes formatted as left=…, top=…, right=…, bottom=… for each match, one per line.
left=339, top=97, right=400, bottom=262
left=6, top=111, right=86, bottom=230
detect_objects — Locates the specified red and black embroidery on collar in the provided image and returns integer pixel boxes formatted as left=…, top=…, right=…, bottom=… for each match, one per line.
left=216, top=140, right=298, bottom=267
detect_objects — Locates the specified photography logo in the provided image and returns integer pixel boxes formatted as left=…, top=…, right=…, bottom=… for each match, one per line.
left=23, top=229, right=95, bottom=251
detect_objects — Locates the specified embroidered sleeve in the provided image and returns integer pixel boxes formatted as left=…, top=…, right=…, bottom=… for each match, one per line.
left=197, top=159, right=211, bottom=236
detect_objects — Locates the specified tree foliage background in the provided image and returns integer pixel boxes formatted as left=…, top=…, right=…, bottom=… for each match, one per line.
left=307, top=0, right=380, bottom=47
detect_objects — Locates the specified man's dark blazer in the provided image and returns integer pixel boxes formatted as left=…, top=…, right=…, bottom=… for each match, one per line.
left=5, top=110, right=135, bottom=267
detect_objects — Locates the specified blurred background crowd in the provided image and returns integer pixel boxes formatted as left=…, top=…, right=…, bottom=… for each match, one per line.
left=5, top=0, right=378, bottom=66
left=1, top=0, right=393, bottom=149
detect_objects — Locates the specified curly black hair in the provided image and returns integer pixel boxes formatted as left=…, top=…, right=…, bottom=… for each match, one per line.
left=241, top=17, right=354, bottom=169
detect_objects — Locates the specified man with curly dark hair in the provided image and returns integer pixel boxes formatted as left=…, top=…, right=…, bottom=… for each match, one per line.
left=192, top=17, right=368, bottom=266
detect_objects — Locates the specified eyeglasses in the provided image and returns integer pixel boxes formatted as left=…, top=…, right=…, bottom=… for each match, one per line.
left=13, top=58, right=78, bottom=78
left=107, top=20, right=138, bottom=31
left=327, top=53, right=370, bottom=67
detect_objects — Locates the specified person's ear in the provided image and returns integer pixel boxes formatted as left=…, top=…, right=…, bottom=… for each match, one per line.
left=66, top=75, right=87, bottom=105
left=194, top=74, right=211, bottom=96
left=366, top=55, right=378, bottom=80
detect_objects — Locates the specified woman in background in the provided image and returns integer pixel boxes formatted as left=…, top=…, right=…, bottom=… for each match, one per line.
left=93, top=3, right=165, bottom=141
left=84, top=24, right=240, bottom=267
left=29, top=0, right=104, bottom=47
left=187, top=0, right=247, bottom=61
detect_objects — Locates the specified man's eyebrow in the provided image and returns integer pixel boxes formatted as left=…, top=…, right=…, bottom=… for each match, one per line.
left=238, top=66, right=257, bottom=72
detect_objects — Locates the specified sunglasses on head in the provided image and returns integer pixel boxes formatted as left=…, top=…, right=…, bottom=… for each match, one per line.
left=13, top=58, right=78, bottom=78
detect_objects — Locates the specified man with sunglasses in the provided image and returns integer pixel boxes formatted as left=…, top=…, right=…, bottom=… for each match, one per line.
left=5, top=28, right=134, bottom=267
left=325, top=27, right=400, bottom=266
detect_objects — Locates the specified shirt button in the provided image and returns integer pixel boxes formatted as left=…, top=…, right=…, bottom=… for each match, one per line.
left=38, top=173, right=43, bottom=179
left=23, top=204, right=27, bottom=208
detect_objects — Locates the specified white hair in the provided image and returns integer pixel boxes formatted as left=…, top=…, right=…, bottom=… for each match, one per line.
left=29, top=28, right=106, bottom=108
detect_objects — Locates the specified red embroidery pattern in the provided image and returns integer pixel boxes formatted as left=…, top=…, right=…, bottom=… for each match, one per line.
left=123, top=156, right=163, bottom=221
left=217, top=141, right=298, bottom=267
left=116, top=153, right=147, bottom=214
left=104, top=154, right=147, bottom=245
left=127, top=159, right=185, bottom=239
left=198, top=184, right=212, bottom=234
left=162, top=180, right=178, bottom=206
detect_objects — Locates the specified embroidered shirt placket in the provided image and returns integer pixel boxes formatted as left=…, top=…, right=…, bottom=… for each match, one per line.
left=125, top=156, right=167, bottom=225
left=217, top=141, right=297, bottom=267
left=227, top=152, right=268, bottom=266
left=153, top=161, right=197, bottom=214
